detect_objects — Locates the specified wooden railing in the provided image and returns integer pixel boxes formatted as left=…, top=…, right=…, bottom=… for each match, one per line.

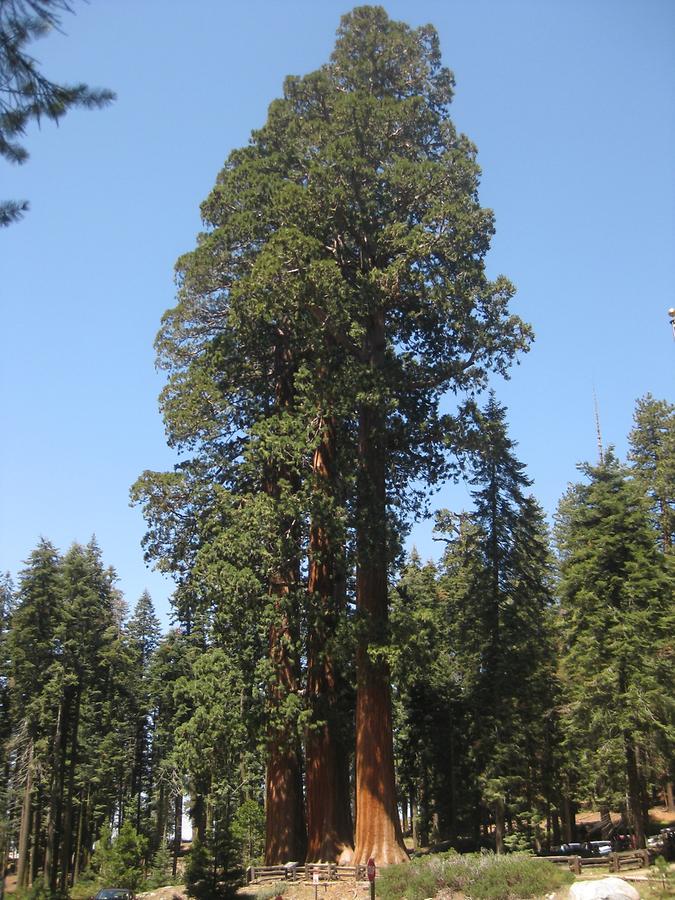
left=544, top=849, right=650, bottom=875
left=246, top=850, right=651, bottom=884
left=246, top=862, right=367, bottom=884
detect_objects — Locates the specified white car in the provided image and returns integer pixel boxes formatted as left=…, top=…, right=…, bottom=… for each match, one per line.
left=589, top=841, right=612, bottom=856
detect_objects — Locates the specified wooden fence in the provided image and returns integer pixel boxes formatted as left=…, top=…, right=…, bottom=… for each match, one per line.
left=246, top=850, right=651, bottom=885
left=544, top=849, right=650, bottom=875
left=246, top=862, right=368, bottom=884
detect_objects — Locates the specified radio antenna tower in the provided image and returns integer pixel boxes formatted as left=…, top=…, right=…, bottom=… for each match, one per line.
left=593, top=388, right=604, bottom=464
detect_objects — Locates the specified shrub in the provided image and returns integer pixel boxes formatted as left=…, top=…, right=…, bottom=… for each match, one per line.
left=470, top=855, right=572, bottom=900
left=102, top=821, right=147, bottom=890
left=252, top=884, right=287, bottom=900
left=146, top=844, right=177, bottom=889
left=14, top=876, right=67, bottom=900
left=378, top=851, right=572, bottom=900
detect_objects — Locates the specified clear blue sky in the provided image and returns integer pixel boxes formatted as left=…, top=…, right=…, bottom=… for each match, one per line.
left=2, top=0, right=673, bottom=626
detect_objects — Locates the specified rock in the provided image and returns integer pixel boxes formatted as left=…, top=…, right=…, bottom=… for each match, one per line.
left=569, top=877, right=640, bottom=900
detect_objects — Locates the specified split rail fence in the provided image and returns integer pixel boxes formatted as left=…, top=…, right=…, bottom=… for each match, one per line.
left=246, top=862, right=368, bottom=884
left=543, top=849, right=650, bottom=875
left=246, top=850, right=652, bottom=884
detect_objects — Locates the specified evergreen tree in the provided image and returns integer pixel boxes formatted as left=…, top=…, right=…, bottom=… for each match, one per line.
left=146, top=630, right=193, bottom=873
left=0, top=573, right=15, bottom=898
left=126, top=591, right=162, bottom=836
left=628, top=394, right=675, bottom=554
left=437, top=397, right=557, bottom=852
left=9, top=539, right=63, bottom=889
left=391, top=552, right=461, bottom=847
left=556, top=452, right=674, bottom=848
left=0, top=0, right=115, bottom=224
left=139, top=5, right=529, bottom=865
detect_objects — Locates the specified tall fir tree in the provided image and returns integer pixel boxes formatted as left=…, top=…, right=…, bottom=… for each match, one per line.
left=436, top=396, right=557, bottom=852
left=9, top=539, right=63, bottom=889
left=556, top=452, right=674, bottom=848
left=628, top=394, right=675, bottom=555
left=126, top=591, right=162, bottom=836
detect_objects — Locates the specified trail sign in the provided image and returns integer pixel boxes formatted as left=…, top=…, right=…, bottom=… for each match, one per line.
left=367, top=858, right=376, bottom=881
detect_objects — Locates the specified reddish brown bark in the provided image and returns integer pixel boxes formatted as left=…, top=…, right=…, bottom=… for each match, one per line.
left=265, top=739, right=306, bottom=863
left=352, top=389, right=408, bottom=865
left=305, top=420, right=354, bottom=864
left=265, top=615, right=306, bottom=864
left=264, top=334, right=307, bottom=865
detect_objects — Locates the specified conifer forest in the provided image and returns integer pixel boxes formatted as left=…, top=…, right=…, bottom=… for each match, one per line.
left=1, top=4, right=673, bottom=897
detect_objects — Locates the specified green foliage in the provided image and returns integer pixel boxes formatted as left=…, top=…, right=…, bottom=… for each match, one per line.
left=423, top=397, right=559, bottom=848
left=556, top=451, right=674, bottom=825
left=0, top=0, right=115, bottom=225
left=185, top=838, right=216, bottom=900
left=250, top=885, right=287, bottom=900
left=646, top=856, right=675, bottom=900
left=628, top=394, right=675, bottom=554
left=231, top=800, right=265, bottom=868
left=468, top=854, right=572, bottom=899
left=377, top=852, right=572, bottom=900
left=92, top=821, right=147, bottom=891
left=14, top=875, right=66, bottom=900
left=146, top=844, right=176, bottom=889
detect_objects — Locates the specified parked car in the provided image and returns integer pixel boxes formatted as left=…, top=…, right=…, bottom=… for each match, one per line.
left=551, top=842, right=602, bottom=858
left=93, top=890, right=134, bottom=900
left=589, top=840, right=612, bottom=856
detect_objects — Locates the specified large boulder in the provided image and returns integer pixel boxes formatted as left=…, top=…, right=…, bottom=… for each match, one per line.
left=569, top=877, right=640, bottom=900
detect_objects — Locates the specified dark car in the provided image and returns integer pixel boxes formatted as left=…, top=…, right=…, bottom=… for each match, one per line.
left=551, top=842, right=598, bottom=858
left=93, top=890, right=134, bottom=900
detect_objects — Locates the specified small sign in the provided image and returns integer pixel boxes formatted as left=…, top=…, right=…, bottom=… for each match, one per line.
left=367, top=857, right=376, bottom=882
left=313, top=872, right=319, bottom=884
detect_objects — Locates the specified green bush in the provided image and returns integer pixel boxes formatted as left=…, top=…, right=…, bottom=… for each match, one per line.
left=87, top=820, right=147, bottom=891
left=14, top=876, right=67, bottom=900
left=103, top=821, right=147, bottom=890
left=146, top=844, right=177, bottom=889
left=470, top=855, right=572, bottom=900
left=378, top=851, right=572, bottom=900
left=185, top=839, right=215, bottom=900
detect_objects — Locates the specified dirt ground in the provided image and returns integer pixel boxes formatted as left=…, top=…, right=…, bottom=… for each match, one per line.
left=137, top=889, right=190, bottom=900
left=236, top=881, right=374, bottom=900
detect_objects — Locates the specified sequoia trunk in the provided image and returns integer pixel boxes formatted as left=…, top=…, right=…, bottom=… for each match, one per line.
left=352, top=376, right=407, bottom=865
left=263, top=336, right=306, bottom=865
left=305, top=419, right=354, bottom=863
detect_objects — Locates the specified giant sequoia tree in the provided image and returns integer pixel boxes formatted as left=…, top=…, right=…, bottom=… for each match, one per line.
left=138, top=5, right=529, bottom=866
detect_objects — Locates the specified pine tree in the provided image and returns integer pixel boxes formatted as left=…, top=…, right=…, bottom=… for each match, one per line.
left=436, top=397, right=557, bottom=852
left=391, top=552, right=460, bottom=847
left=556, top=452, right=674, bottom=848
left=9, top=539, right=63, bottom=889
left=628, top=394, right=675, bottom=554
left=126, top=591, right=162, bottom=836
left=146, top=630, right=193, bottom=873
left=0, top=573, right=15, bottom=898
left=0, top=0, right=115, bottom=224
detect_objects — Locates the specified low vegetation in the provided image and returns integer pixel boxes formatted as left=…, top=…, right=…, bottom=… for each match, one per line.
left=378, top=852, right=573, bottom=900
